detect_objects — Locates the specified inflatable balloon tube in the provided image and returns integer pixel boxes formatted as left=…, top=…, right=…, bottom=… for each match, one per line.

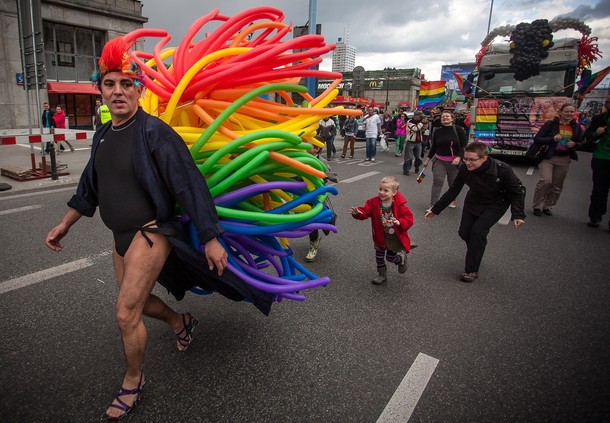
left=122, top=6, right=361, bottom=302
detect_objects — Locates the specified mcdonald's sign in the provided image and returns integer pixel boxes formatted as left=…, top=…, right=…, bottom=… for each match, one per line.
left=368, top=80, right=384, bottom=89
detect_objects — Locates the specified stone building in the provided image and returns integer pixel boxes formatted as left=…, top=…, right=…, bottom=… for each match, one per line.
left=0, top=0, right=147, bottom=130
left=318, top=68, right=422, bottom=112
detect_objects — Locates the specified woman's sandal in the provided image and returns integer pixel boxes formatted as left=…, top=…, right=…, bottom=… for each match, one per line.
left=175, top=312, right=199, bottom=351
left=106, top=372, right=145, bottom=421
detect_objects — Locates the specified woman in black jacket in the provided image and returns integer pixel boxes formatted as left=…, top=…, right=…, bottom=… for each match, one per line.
left=422, top=111, right=467, bottom=207
left=531, top=103, right=583, bottom=216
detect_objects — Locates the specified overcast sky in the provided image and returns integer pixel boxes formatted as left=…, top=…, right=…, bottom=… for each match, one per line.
left=141, top=0, right=610, bottom=85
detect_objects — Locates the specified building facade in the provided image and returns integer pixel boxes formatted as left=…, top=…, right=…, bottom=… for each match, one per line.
left=331, top=38, right=356, bottom=73
left=318, top=68, right=422, bottom=112
left=0, top=0, right=147, bottom=130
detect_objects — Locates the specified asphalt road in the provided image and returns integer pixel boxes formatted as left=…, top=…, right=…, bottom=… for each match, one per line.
left=0, top=146, right=609, bottom=422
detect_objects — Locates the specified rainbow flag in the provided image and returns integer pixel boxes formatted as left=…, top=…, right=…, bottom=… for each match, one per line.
left=417, top=80, right=446, bottom=110
left=452, top=72, right=473, bottom=98
left=576, top=65, right=610, bottom=97
left=416, top=169, right=426, bottom=183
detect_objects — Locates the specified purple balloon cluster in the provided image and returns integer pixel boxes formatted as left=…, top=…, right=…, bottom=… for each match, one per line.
left=185, top=180, right=338, bottom=301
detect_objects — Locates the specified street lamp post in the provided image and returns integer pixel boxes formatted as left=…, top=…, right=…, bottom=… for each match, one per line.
left=384, top=67, right=396, bottom=111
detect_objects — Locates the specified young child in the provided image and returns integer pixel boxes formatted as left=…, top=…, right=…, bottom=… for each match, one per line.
left=350, top=176, right=414, bottom=284
left=304, top=137, right=337, bottom=262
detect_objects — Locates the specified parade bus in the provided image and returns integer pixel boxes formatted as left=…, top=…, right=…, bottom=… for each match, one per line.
left=471, top=38, right=579, bottom=156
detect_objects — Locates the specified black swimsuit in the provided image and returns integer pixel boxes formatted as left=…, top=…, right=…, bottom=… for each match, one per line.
left=95, top=115, right=156, bottom=256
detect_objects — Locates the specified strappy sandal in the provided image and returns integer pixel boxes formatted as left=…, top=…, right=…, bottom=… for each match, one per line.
left=175, top=312, right=199, bottom=351
left=107, top=372, right=145, bottom=421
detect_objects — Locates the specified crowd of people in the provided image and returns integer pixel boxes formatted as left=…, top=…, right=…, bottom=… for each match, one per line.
left=312, top=97, right=609, bottom=283
left=40, top=33, right=609, bottom=417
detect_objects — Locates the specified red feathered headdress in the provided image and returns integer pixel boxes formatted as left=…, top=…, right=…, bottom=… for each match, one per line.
left=92, top=36, right=143, bottom=88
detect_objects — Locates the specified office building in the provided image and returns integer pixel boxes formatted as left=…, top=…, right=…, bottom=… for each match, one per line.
left=332, top=37, right=356, bottom=73
left=0, top=0, right=147, bottom=129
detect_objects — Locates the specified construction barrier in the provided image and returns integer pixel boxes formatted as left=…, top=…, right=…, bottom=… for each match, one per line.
left=1, top=131, right=91, bottom=145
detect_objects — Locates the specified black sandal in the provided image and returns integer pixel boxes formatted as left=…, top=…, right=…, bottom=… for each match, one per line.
left=175, top=312, right=199, bottom=351
left=107, top=372, right=145, bottom=421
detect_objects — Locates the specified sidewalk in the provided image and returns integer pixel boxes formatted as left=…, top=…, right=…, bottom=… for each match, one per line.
left=0, top=140, right=91, bottom=197
left=0, top=135, right=370, bottom=197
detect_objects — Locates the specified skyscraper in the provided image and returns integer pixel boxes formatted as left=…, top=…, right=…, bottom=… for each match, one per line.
left=332, top=37, right=356, bottom=73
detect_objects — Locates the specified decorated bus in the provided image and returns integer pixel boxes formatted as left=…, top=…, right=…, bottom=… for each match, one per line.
left=470, top=18, right=602, bottom=156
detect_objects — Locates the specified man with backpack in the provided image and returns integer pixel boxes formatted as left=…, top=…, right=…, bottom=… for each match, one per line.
left=424, top=142, right=525, bottom=283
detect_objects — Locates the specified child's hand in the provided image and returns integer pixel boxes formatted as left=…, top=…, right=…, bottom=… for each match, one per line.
left=350, top=207, right=361, bottom=216
left=392, top=218, right=400, bottom=226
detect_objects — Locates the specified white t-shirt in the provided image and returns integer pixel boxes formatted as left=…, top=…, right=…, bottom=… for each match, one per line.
left=364, top=114, right=381, bottom=138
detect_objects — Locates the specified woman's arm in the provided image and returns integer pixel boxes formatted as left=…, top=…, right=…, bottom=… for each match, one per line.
left=533, top=120, right=559, bottom=145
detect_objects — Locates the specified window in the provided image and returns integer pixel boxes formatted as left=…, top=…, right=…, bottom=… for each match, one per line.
left=55, top=24, right=75, bottom=67
left=477, top=68, right=575, bottom=97
left=43, top=21, right=105, bottom=82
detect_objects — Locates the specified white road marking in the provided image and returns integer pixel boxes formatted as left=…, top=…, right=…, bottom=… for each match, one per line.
left=0, top=187, right=76, bottom=201
left=341, top=171, right=380, bottom=183
left=340, top=159, right=365, bottom=165
left=377, top=353, right=439, bottom=423
left=359, top=161, right=383, bottom=167
left=498, top=209, right=512, bottom=226
left=0, top=258, right=93, bottom=295
left=526, top=166, right=535, bottom=176
left=0, top=205, right=42, bottom=215
left=0, top=250, right=112, bottom=295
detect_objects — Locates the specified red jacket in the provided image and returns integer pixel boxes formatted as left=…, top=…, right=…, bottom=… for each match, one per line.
left=52, top=111, right=66, bottom=129
left=352, top=190, right=414, bottom=252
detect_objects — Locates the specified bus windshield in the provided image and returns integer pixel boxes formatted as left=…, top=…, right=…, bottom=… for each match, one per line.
left=476, top=68, right=574, bottom=97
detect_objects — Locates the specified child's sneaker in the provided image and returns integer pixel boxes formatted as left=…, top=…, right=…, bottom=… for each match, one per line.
left=371, top=266, right=387, bottom=285
left=397, top=252, right=408, bottom=274
left=304, top=238, right=321, bottom=262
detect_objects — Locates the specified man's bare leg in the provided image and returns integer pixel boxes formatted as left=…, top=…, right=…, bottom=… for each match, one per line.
left=106, top=231, right=185, bottom=419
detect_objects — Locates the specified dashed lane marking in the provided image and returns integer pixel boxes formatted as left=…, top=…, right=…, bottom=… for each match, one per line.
left=0, top=250, right=112, bottom=295
left=377, top=352, right=440, bottom=423
left=340, top=171, right=381, bottom=184
left=0, top=187, right=76, bottom=201
left=0, top=205, right=42, bottom=215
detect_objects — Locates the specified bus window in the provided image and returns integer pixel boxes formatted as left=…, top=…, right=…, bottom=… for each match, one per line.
left=477, top=69, right=574, bottom=97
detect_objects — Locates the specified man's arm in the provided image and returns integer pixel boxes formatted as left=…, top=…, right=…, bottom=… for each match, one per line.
left=499, top=163, right=526, bottom=221
left=45, top=208, right=82, bottom=252
left=430, top=167, right=466, bottom=215
left=150, top=122, right=227, bottom=275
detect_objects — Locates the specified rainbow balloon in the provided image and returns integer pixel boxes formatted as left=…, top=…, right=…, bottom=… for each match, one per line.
left=121, top=7, right=361, bottom=301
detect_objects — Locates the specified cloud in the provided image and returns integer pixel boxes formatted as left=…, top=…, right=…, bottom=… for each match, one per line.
left=557, top=0, right=610, bottom=20
left=141, top=0, right=610, bottom=81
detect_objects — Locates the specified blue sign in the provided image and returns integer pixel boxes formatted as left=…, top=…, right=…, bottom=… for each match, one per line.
left=16, top=72, right=24, bottom=85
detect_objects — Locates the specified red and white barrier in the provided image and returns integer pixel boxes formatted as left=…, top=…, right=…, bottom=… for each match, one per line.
left=1, top=132, right=91, bottom=145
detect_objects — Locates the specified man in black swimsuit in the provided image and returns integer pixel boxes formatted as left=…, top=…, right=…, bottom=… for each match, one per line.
left=45, top=37, right=230, bottom=420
